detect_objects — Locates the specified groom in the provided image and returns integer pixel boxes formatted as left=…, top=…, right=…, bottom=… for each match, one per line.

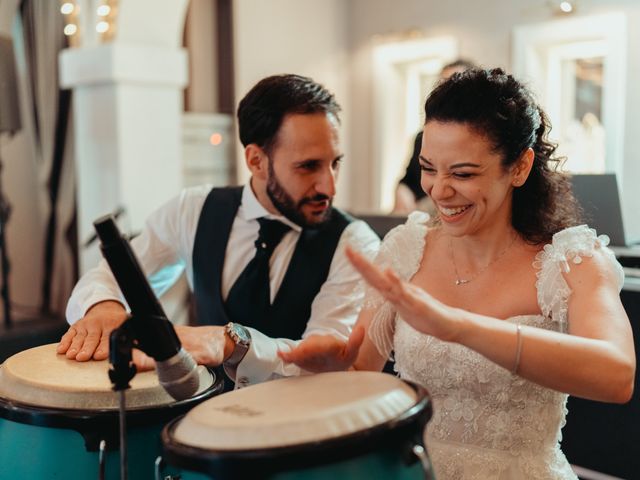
left=58, top=74, right=380, bottom=389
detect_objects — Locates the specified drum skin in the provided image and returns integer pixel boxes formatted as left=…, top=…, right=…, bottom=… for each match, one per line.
left=0, top=345, right=223, bottom=480
left=159, top=372, right=432, bottom=480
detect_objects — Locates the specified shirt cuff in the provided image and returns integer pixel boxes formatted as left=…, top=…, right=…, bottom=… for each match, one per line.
left=225, top=327, right=305, bottom=389
left=65, top=294, right=125, bottom=325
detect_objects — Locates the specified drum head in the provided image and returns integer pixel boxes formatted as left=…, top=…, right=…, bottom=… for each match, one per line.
left=0, top=343, right=214, bottom=410
left=173, top=371, right=419, bottom=450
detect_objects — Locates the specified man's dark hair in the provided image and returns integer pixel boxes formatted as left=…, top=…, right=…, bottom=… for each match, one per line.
left=237, top=74, right=341, bottom=155
left=424, top=68, right=582, bottom=243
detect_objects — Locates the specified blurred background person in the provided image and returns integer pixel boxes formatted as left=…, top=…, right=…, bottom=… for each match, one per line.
left=393, top=58, right=477, bottom=215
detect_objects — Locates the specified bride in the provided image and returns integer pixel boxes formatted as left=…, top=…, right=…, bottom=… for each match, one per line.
left=279, top=68, right=635, bottom=479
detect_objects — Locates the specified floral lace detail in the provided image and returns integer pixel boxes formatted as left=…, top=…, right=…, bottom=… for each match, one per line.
left=397, top=315, right=577, bottom=479
left=379, top=223, right=625, bottom=479
left=533, top=224, right=624, bottom=332
left=365, top=211, right=429, bottom=359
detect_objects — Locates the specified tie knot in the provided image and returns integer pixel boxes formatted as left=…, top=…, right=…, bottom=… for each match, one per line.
left=255, top=218, right=290, bottom=253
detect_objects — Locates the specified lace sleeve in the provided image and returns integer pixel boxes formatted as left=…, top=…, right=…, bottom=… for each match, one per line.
left=365, top=211, right=430, bottom=359
left=533, top=224, right=624, bottom=331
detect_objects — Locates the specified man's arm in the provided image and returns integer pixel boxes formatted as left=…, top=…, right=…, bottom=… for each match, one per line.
left=58, top=186, right=210, bottom=361
left=229, top=220, right=380, bottom=387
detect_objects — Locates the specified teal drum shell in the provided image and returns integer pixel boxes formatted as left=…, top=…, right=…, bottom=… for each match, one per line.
left=159, top=379, right=432, bottom=480
left=0, top=368, right=223, bottom=480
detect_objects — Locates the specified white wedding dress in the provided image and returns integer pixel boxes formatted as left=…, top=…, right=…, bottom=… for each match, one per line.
left=366, top=212, right=624, bottom=480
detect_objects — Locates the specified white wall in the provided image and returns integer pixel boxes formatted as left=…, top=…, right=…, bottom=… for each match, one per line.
left=233, top=0, right=352, bottom=207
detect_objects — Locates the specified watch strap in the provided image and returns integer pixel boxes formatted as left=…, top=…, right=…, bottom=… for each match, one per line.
left=224, top=322, right=251, bottom=367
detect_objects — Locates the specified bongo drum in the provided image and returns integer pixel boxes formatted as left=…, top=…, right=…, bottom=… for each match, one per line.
left=0, top=343, right=223, bottom=479
left=159, top=371, right=433, bottom=479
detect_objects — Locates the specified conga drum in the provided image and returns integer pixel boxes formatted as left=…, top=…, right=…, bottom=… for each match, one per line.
left=0, top=343, right=223, bottom=479
left=159, top=371, right=433, bottom=479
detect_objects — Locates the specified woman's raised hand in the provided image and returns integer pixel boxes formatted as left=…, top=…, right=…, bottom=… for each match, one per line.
left=278, top=325, right=365, bottom=372
left=346, top=246, right=461, bottom=343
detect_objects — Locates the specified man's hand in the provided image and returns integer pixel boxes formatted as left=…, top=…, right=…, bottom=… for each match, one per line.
left=57, top=301, right=128, bottom=361
left=133, top=325, right=235, bottom=371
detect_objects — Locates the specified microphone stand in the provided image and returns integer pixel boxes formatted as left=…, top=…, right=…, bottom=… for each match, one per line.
left=108, top=318, right=137, bottom=480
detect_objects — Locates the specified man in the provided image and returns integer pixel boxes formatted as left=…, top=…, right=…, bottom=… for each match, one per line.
left=58, top=74, right=380, bottom=388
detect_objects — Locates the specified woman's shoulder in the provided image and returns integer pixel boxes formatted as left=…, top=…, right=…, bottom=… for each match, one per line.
left=381, top=211, right=431, bottom=241
left=538, top=225, right=612, bottom=264
left=375, top=211, right=432, bottom=279
left=535, top=224, right=624, bottom=288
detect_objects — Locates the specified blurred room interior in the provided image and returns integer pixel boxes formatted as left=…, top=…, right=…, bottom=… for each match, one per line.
left=0, top=1, right=638, bottom=477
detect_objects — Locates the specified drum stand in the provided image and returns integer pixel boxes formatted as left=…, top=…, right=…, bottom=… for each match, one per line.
left=108, top=319, right=137, bottom=480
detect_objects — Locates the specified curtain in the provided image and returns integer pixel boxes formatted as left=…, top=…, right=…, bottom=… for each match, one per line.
left=19, top=0, right=76, bottom=317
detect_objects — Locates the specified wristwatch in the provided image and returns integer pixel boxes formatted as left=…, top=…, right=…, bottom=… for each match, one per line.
left=224, top=322, right=251, bottom=367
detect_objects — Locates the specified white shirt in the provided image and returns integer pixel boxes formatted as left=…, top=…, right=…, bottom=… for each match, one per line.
left=66, top=184, right=380, bottom=386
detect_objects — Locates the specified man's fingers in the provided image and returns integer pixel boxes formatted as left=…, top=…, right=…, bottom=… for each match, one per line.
left=65, top=327, right=88, bottom=359
left=133, top=349, right=156, bottom=371
left=75, top=330, right=101, bottom=361
left=92, top=334, right=111, bottom=360
left=57, top=328, right=77, bottom=354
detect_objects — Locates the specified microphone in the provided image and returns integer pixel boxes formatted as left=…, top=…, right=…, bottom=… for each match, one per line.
left=93, top=214, right=199, bottom=400
left=83, top=206, right=126, bottom=248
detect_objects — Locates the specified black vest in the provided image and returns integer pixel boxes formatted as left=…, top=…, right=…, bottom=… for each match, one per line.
left=192, top=186, right=353, bottom=339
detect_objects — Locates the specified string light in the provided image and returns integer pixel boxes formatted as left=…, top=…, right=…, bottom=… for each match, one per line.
left=60, top=2, right=74, bottom=15
left=63, top=23, right=77, bottom=36
left=559, top=1, right=573, bottom=13
left=209, top=133, right=223, bottom=146
left=60, top=0, right=118, bottom=44
left=96, top=21, right=109, bottom=33
left=97, top=5, right=111, bottom=16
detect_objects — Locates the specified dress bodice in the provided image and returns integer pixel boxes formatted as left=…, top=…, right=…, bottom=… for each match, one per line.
left=365, top=212, right=624, bottom=479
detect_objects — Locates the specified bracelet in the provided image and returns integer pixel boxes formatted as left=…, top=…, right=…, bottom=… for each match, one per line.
left=512, top=324, right=523, bottom=375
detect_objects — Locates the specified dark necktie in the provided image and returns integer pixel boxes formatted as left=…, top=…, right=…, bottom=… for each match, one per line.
left=224, top=218, right=291, bottom=326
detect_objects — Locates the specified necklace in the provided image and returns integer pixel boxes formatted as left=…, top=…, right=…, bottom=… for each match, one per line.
left=449, top=234, right=518, bottom=286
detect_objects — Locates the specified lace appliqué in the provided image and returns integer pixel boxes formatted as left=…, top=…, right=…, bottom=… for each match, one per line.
left=533, top=224, right=624, bottom=332
left=365, top=211, right=429, bottom=359
left=397, top=316, right=577, bottom=480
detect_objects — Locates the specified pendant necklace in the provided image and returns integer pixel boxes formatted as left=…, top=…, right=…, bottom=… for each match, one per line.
left=449, top=234, right=518, bottom=286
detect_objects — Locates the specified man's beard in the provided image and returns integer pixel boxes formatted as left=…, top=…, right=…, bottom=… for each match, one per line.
left=266, top=161, right=333, bottom=228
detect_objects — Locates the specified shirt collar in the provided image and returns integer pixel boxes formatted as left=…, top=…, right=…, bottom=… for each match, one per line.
left=241, top=183, right=302, bottom=232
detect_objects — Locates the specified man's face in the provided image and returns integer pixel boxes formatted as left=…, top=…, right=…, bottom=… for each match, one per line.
left=266, top=112, right=343, bottom=228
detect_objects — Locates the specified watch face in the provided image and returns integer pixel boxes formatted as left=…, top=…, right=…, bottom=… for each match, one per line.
left=232, top=324, right=251, bottom=344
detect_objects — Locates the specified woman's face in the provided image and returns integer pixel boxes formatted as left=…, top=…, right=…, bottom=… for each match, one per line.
left=420, top=120, right=519, bottom=237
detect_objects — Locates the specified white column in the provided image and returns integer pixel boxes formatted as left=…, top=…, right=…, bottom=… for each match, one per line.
left=59, top=43, right=187, bottom=272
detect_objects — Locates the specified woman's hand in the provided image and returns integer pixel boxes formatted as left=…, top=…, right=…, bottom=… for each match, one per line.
left=278, top=325, right=365, bottom=372
left=346, top=246, right=462, bottom=342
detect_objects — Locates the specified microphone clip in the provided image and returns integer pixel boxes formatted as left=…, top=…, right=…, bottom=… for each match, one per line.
left=108, top=318, right=137, bottom=392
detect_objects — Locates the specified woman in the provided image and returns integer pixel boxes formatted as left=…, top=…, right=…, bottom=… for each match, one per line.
left=279, top=68, right=635, bottom=479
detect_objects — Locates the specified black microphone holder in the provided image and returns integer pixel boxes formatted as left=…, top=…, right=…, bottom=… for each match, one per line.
left=108, top=317, right=137, bottom=480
